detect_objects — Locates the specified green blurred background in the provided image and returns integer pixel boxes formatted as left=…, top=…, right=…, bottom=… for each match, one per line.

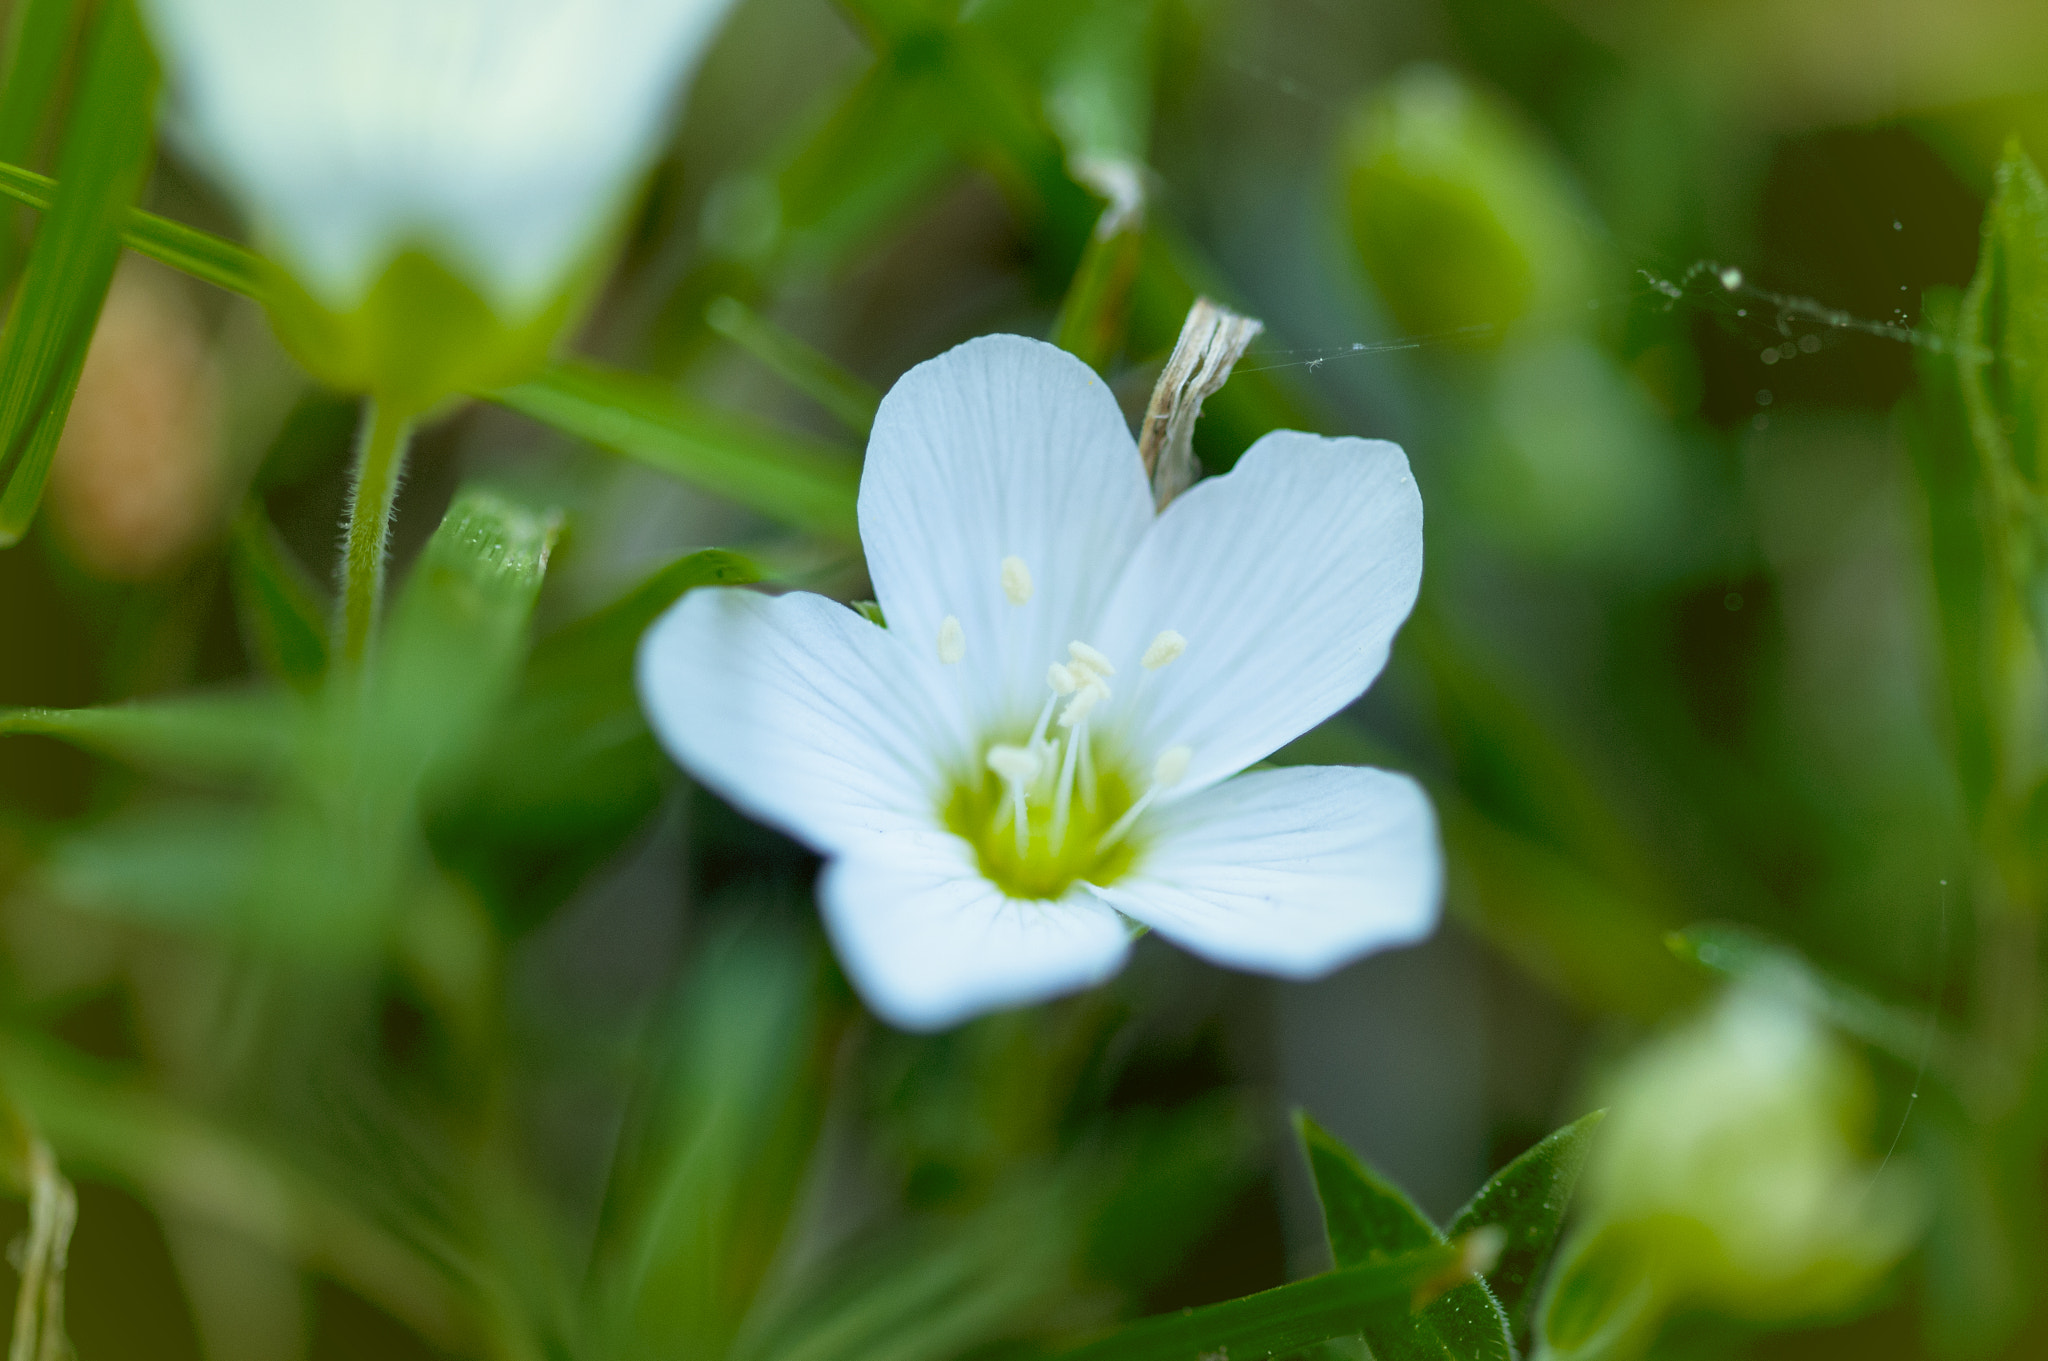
left=2, top=0, right=2047, bottom=1357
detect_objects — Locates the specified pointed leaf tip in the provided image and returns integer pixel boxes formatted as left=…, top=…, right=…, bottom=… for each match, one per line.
left=1448, top=1109, right=1604, bottom=1333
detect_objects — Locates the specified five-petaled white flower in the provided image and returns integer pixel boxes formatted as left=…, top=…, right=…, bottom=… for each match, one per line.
left=140, top=0, right=737, bottom=318
left=639, top=336, right=1441, bottom=1030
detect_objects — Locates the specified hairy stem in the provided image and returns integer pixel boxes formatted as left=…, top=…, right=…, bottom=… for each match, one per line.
left=336, top=399, right=415, bottom=666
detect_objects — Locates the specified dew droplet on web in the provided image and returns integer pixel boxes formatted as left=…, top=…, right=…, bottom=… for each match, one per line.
left=1756, top=389, right=1772, bottom=406
left=1719, top=266, right=1743, bottom=290
left=1761, top=348, right=1779, bottom=364
left=1893, top=220, right=1904, bottom=231
left=1798, top=334, right=1821, bottom=353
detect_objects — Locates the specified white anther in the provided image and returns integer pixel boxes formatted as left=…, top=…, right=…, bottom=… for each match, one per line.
left=1058, top=678, right=1109, bottom=728
left=1141, top=630, right=1187, bottom=670
left=1068, top=640, right=1116, bottom=677
left=1047, top=662, right=1079, bottom=695
left=986, top=744, right=1042, bottom=784
left=1001, top=556, right=1034, bottom=605
left=937, top=615, right=965, bottom=664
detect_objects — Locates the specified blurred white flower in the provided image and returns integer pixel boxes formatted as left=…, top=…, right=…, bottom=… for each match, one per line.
left=1577, top=986, right=1924, bottom=1327
left=140, top=0, right=737, bottom=318
left=638, top=335, right=1439, bottom=1029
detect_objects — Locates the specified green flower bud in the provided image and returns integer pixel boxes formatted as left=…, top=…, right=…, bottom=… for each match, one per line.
left=1340, top=66, right=1596, bottom=344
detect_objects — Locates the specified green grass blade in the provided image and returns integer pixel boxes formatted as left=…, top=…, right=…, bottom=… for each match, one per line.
left=0, top=0, right=79, bottom=280
left=0, top=0, right=84, bottom=287
left=0, top=160, right=269, bottom=298
left=0, top=693, right=296, bottom=782
left=1053, top=1246, right=1457, bottom=1361
left=490, top=360, right=861, bottom=541
left=227, top=501, right=331, bottom=691
left=1669, top=922, right=1963, bottom=1076
left=593, top=922, right=830, bottom=1361
left=0, top=0, right=156, bottom=546
left=0, top=1023, right=473, bottom=1351
left=706, top=294, right=879, bottom=434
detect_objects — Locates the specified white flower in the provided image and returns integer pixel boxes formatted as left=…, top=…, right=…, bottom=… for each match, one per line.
left=638, top=336, right=1441, bottom=1030
left=140, top=0, right=738, bottom=317
left=1577, top=987, right=1923, bottom=1321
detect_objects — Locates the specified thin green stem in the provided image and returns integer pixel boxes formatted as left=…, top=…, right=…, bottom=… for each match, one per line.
left=337, top=399, right=415, bottom=666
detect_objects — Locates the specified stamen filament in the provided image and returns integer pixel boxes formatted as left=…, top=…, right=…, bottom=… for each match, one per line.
left=986, top=743, right=1043, bottom=858
left=1098, top=746, right=1191, bottom=849
left=1028, top=691, right=1060, bottom=748
left=1050, top=723, right=1083, bottom=850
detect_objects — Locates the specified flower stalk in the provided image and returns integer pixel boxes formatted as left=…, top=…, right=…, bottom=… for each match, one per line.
left=336, top=398, right=415, bottom=665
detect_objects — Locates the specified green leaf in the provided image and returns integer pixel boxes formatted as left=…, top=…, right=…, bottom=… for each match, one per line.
left=1053, top=207, right=1144, bottom=375
left=528, top=547, right=758, bottom=694
left=1296, top=1112, right=1512, bottom=1361
left=0, top=0, right=156, bottom=546
left=1668, top=922, right=1960, bottom=1077
left=1943, top=140, right=2048, bottom=809
left=1083, top=1094, right=1261, bottom=1292
left=1447, top=1110, right=1603, bottom=1335
left=434, top=548, right=757, bottom=920
left=0, top=158, right=271, bottom=299
left=370, top=488, right=561, bottom=790
left=1905, top=287, right=2001, bottom=818
left=1299, top=1110, right=1437, bottom=1262
left=1957, top=140, right=2048, bottom=536
left=1052, top=1245, right=1458, bottom=1361
left=0, top=1023, right=472, bottom=1351
left=489, top=360, right=861, bottom=541
left=593, top=921, right=832, bottom=1361
left=38, top=802, right=262, bottom=932
left=1533, top=1226, right=1662, bottom=1361
left=0, top=693, right=296, bottom=784
left=706, top=295, right=879, bottom=434
left=227, top=502, right=331, bottom=692
left=738, top=1176, right=1089, bottom=1361
left=0, top=0, right=85, bottom=287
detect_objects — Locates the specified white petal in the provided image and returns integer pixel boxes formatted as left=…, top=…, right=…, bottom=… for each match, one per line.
left=142, top=0, right=736, bottom=315
left=820, top=835, right=1132, bottom=1030
left=637, top=588, right=952, bottom=858
left=859, top=335, right=1155, bottom=738
left=1093, top=431, right=1423, bottom=792
left=1088, top=766, right=1441, bottom=978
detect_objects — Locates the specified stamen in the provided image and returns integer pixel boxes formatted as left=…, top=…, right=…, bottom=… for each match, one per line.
left=985, top=743, right=1041, bottom=784
left=1099, top=746, right=1192, bottom=849
left=1059, top=677, right=1108, bottom=728
left=986, top=743, right=1041, bottom=856
left=1050, top=723, right=1083, bottom=849
left=1068, top=640, right=1115, bottom=678
left=1077, top=731, right=1098, bottom=809
left=1028, top=691, right=1061, bottom=748
left=1141, top=630, right=1187, bottom=669
left=1046, top=662, right=1078, bottom=695
left=1001, top=556, right=1034, bottom=605
left=937, top=615, right=965, bottom=664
